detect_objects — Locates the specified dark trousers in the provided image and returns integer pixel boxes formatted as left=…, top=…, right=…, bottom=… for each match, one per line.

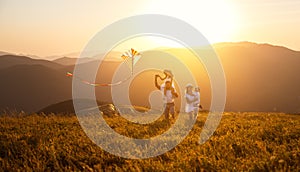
left=163, top=102, right=175, bottom=120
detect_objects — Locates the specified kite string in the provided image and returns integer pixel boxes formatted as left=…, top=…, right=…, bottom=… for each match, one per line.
left=66, top=72, right=132, bottom=87
left=66, top=48, right=140, bottom=87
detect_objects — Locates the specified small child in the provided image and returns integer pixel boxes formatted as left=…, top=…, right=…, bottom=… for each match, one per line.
left=159, top=69, right=175, bottom=89
left=193, top=87, right=201, bottom=117
left=185, top=84, right=197, bottom=120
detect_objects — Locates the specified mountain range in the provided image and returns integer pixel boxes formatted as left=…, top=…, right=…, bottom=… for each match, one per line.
left=0, top=42, right=299, bottom=113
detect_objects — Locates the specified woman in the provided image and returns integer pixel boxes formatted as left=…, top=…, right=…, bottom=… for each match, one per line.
left=185, top=83, right=197, bottom=120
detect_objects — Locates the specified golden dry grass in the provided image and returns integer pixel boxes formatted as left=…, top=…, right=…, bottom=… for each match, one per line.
left=0, top=112, right=299, bottom=171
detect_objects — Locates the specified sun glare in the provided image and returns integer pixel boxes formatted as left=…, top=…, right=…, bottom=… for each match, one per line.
left=141, top=0, right=238, bottom=44
left=112, top=35, right=183, bottom=53
left=112, top=0, right=238, bottom=52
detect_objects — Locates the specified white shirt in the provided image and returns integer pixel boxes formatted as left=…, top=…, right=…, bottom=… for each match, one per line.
left=185, top=93, right=196, bottom=113
left=194, top=91, right=200, bottom=107
left=160, top=85, right=176, bottom=103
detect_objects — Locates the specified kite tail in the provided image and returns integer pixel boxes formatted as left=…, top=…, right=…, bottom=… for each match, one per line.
left=66, top=72, right=131, bottom=87
left=66, top=48, right=139, bottom=87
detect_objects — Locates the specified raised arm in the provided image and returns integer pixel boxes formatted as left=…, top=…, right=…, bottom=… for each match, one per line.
left=154, top=75, right=161, bottom=90
left=171, top=87, right=178, bottom=98
left=170, top=77, right=173, bottom=85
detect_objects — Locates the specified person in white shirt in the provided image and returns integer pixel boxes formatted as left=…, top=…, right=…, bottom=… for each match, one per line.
left=185, top=84, right=197, bottom=120
left=155, top=71, right=178, bottom=121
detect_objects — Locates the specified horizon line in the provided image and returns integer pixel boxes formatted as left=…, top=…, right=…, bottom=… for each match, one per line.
left=1, top=41, right=299, bottom=60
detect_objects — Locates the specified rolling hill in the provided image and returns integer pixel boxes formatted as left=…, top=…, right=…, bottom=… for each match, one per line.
left=53, top=57, right=96, bottom=66
left=1, top=42, right=300, bottom=113
left=37, top=99, right=112, bottom=114
left=0, top=50, right=12, bottom=56
left=0, top=64, right=72, bottom=112
left=0, top=55, right=64, bottom=70
left=0, top=55, right=121, bottom=113
left=214, top=42, right=300, bottom=113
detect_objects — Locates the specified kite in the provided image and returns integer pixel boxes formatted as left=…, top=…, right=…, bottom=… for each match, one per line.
left=121, top=48, right=141, bottom=75
left=66, top=48, right=141, bottom=87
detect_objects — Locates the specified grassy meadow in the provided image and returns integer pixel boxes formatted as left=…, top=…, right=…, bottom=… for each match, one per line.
left=0, top=112, right=299, bottom=171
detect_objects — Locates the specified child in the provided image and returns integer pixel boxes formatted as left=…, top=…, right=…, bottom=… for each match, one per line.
left=193, top=87, right=201, bottom=116
left=158, top=69, right=175, bottom=89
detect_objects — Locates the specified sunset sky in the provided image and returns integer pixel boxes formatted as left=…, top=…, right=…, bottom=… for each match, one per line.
left=0, top=0, right=299, bottom=58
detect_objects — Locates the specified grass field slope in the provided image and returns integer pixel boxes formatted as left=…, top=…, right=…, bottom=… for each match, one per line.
left=0, top=112, right=299, bottom=171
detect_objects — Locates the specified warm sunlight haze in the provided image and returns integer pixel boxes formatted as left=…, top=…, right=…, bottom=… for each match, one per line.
left=0, top=0, right=299, bottom=57
left=1, top=1, right=300, bottom=171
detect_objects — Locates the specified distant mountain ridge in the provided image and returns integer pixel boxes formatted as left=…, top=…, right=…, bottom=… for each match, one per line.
left=0, top=51, right=13, bottom=56
left=0, top=55, right=64, bottom=70
left=213, top=41, right=300, bottom=53
left=0, top=42, right=299, bottom=113
left=53, top=57, right=95, bottom=66
left=214, top=42, right=300, bottom=112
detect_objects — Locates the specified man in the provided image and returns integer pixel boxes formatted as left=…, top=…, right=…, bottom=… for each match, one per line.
left=155, top=72, right=178, bottom=121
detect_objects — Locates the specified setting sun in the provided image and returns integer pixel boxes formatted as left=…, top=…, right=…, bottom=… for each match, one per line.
left=142, top=0, right=238, bottom=43
left=1, top=0, right=299, bottom=56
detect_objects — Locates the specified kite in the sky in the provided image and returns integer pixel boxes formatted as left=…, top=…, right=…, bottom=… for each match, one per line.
left=66, top=48, right=141, bottom=87
left=121, top=48, right=141, bottom=75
